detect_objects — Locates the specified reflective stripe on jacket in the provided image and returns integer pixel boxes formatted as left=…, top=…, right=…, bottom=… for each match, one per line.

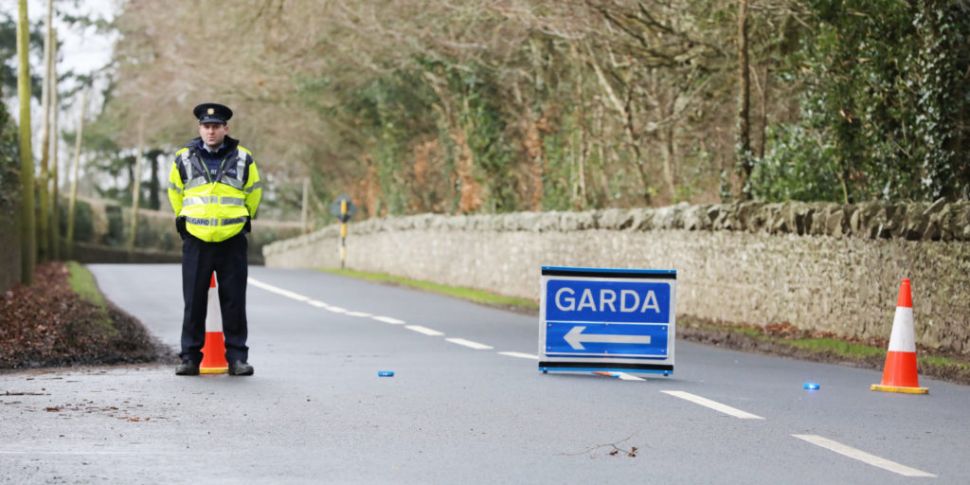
left=167, top=140, right=262, bottom=242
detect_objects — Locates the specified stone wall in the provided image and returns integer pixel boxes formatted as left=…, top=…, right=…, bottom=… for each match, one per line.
left=264, top=201, right=970, bottom=354
left=71, top=196, right=304, bottom=264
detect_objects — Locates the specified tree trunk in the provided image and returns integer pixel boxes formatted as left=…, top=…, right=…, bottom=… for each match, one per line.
left=148, top=150, right=160, bottom=210
left=66, top=90, right=87, bottom=258
left=757, top=64, right=769, bottom=161
left=16, top=0, right=36, bottom=284
left=661, top=93, right=677, bottom=203
left=736, top=0, right=753, bottom=200
left=624, top=85, right=652, bottom=205
left=36, top=0, right=54, bottom=262
left=49, top=31, right=60, bottom=260
left=127, top=118, right=144, bottom=252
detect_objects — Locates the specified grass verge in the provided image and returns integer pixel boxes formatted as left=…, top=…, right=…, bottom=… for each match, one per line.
left=67, top=261, right=113, bottom=334
left=679, top=317, right=970, bottom=385
left=320, top=268, right=539, bottom=312
left=67, top=261, right=108, bottom=310
left=323, top=267, right=970, bottom=385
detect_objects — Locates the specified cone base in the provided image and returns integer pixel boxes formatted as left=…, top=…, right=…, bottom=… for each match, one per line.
left=870, top=384, right=928, bottom=394
left=200, top=330, right=228, bottom=375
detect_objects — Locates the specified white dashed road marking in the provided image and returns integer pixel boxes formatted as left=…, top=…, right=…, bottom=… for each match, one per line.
left=372, top=316, right=406, bottom=325
left=498, top=351, right=538, bottom=360
left=792, top=434, right=935, bottom=478
left=248, top=278, right=309, bottom=302
left=247, top=275, right=944, bottom=480
left=405, top=325, right=444, bottom=336
left=661, top=390, right=765, bottom=420
left=445, top=338, right=494, bottom=350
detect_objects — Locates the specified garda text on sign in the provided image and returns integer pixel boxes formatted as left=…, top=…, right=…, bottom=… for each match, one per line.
left=539, top=266, right=676, bottom=375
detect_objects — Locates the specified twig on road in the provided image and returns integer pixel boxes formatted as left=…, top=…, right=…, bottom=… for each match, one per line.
left=562, top=432, right=641, bottom=458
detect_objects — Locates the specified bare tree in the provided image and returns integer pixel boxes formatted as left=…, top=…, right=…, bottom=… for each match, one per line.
left=16, top=0, right=35, bottom=284
left=37, top=0, right=55, bottom=261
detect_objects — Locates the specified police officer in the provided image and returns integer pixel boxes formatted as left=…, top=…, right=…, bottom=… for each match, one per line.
left=167, top=103, right=262, bottom=376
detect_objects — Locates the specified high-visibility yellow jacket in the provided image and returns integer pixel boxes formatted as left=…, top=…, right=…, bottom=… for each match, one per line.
left=167, top=137, right=262, bottom=242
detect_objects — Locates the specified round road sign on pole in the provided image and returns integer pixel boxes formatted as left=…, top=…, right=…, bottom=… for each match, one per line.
left=329, top=195, right=357, bottom=223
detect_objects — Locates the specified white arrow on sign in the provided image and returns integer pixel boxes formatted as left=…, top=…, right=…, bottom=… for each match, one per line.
left=564, top=326, right=652, bottom=350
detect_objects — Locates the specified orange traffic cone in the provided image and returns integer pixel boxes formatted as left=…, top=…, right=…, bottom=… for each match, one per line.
left=871, top=278, right=928, bottom=394
left=200, top=272, right=229, bottom=375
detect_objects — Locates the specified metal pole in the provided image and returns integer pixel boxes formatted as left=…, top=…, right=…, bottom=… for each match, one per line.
left=339, top=200, right=347, bottom=270
left=300, top=177, right=309, bottom=234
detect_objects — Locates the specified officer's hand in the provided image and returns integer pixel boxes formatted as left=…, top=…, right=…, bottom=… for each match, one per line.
left=175, top=216, right=187, bottom=240
left=244, top=217, right=252, bottom=234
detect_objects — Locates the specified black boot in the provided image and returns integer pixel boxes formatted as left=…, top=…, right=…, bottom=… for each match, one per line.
left=175, top=360, right=200, bottom=376
left=228, top=361, right=254, bottom=376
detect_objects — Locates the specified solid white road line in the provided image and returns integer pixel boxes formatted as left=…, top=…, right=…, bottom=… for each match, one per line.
left=372, top=316, right=405, bottom=325
left=248, top=278, right=310, bottom=302
left=405, top=325, right=444, bottom=336
left=445, top=338, right=494, bottom=350
left=306, top=300, right=329, bottom=308
left=661, top=390, right=765, bottom=420
left=498, top=351, right=539, bottom=360
left=792, top=434, right=936, bottom=478
left=327, top=306, right=348, bottom=314
left=345, top=311, right=372, bottom=318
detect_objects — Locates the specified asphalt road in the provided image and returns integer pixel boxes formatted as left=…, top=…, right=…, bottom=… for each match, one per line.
left=1, top=264, right=967, bottom=484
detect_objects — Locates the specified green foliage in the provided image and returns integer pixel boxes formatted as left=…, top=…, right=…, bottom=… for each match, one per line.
left=755, top=0, right=970, bottom=202
left=752, top=124, right=844, bottom=202
left=90, top=1, right=970, bottom=211
left=0, top=95, right=19, bottom=212
left=448, top=64, right=517, bottom=213
left=913, top=0, right=970, bottom=200
left=0, top=13, right=44, bottom=101
left=309, top=58, right=523, bottom=215
left=68, top=199, right=95, bottom=243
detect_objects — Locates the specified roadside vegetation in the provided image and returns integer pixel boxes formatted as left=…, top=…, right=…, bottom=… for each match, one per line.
left=104, top=1, right=970, bottom=218
left=0, top=262, right=173, bottom=370
left=2, top=2, right=968, bottom=372
left=322, top=268, right=539, bottom=312
left=325, top=267, right=970, bottom=385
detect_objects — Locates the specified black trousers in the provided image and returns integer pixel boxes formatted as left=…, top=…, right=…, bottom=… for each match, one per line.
left=180, top=232, right=249, bottom=364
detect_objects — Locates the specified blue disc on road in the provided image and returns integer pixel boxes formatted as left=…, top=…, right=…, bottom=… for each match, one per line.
left=378, top=370, right=395, bottom=377
left=803, top=382, right=820, bottom=390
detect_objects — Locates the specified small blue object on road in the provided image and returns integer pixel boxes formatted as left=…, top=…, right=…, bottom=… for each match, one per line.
left=803, top=382, right=820, bottom=390
left=378, top=370, right=395, bottom=377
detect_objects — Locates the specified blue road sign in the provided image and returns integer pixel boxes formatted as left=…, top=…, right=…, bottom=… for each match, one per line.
left=545, top=322, right=669, bottom=358
left=539, top=266, right=676, bottom=375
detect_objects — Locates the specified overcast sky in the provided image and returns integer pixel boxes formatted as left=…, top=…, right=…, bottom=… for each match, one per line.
left=3, top=0, right=117, bottom=79
left=3, top=0, right=118, bottom=120
left=2, top=0, right=119, bottom=188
